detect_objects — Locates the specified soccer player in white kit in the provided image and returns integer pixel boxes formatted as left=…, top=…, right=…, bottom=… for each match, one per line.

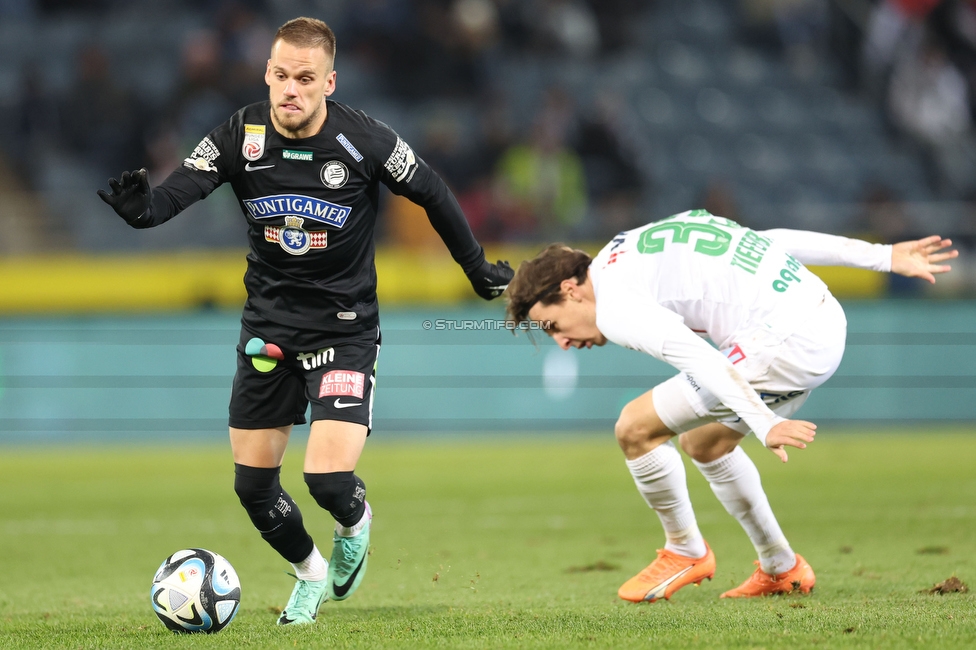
left=505, top=210, right=957, bottom=602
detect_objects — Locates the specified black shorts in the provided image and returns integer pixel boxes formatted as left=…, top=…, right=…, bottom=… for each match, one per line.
left=228, top=319, right=381, bottom=432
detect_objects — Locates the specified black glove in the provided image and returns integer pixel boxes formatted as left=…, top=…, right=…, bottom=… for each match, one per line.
left=466, top=257, right=515, bottom=300
left=97, top=168, right=151, bottom=226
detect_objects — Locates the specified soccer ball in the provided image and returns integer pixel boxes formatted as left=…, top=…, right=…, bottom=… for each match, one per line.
left=150, top=548, right=241, bottom=633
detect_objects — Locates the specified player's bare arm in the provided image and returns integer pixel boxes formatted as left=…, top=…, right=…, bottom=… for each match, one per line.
left=890, top=235, right=958, bottom=284
left=764, top=419, right=817, bottom=463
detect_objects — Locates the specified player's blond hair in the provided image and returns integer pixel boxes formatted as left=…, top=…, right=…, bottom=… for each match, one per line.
left=505, top=244, right=592, bottom=327
left=273, top=17, right=337, bottom=61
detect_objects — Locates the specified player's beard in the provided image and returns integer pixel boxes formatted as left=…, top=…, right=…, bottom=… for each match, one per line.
left=271, top=99, right=326, bottom=138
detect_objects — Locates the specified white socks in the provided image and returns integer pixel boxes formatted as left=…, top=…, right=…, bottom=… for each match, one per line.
left=628, top=441, right=798, bottom=574
left=626, top=441, right=707, bottom=559
left=291, top=545, right=328, bottom=581
left=336, top=501, right=372, bottom=538
left=693, top=446, right=796, bottom=575
left=291, top=502, right=372, bottom=580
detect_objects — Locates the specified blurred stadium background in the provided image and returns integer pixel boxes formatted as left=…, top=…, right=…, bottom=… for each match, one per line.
left=1, top=0, right=975, bottom=440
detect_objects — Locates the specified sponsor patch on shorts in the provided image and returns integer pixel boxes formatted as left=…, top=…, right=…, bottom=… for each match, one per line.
left=319, top=370, right=365, bottom=398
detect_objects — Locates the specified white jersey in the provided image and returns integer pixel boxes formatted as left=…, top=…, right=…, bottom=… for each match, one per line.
left=589, top=210, right=891, bottom=442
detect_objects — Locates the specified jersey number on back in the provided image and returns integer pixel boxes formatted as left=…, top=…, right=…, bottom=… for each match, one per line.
left=637, top=220, right=733, bottom=257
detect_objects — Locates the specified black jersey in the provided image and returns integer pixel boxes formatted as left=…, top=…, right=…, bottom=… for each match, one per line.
left=144, top=100, right=483, bottom=334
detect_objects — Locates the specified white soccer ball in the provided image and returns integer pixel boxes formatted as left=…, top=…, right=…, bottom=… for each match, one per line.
left=150, top=548, right=241, bottom=633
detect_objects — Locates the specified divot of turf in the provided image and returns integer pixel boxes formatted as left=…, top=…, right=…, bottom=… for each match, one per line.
left=925, top=576, right=969, bottom=594
left=917, top=545, right=950, bottom=555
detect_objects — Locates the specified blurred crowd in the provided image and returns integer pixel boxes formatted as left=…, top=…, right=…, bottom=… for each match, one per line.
left=1, top=0, right=651, bottom=247
left=1, top=0, right=976, bottom=286
left=734, top=0, right=976, bottom=217
left=843, top=0, right=976, bottom=296
left=858, top=0, right=976, bottom=201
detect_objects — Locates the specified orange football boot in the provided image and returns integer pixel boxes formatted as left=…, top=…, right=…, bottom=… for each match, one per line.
left=720, top=553, right=815, bottom=598
left=618, top=542, right=716, bottom=602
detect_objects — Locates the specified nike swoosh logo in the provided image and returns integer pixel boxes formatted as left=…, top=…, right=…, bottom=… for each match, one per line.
left=331, top=555, right=366, bottom=599
left=334, top=399, right=362, bottom=409
left=278, top=611, right=314, bottom=624
left=245, top=162, right=275, bottom=172
left=176, top=602, right=204, bottom=626
left=644, top=565, right=694, bottom=601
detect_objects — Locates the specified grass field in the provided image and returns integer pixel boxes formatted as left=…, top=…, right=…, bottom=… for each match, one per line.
left=1, top=431, right=974, bottom=649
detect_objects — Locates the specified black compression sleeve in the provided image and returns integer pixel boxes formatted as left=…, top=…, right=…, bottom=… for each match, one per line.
left=421, top=181, right=485, bottom=273
left=130, top=169, right=210, bottom=229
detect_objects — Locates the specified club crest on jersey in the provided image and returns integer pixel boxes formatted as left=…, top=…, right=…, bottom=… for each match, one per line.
left=320, top=161, right=348, bottom=189
left=243, top=124, right=266, bottom=161
left=265, top=217, right=327, bottom=255
left=244, top=194, right=352, bottom=228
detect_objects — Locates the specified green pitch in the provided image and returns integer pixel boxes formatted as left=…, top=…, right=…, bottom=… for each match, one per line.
left=1, top=432, right=974, bottom=649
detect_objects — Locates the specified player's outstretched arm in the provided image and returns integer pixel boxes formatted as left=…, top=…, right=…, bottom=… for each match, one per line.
left=764, top=419, right=817, bottom=463
left=97, top=168, right=152, bottom=226
left=890, top=235, right=958, bottom=284
left=383, top=141, right=513, bottom=300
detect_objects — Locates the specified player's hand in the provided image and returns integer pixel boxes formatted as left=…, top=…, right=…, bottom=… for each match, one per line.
left=764, top=419, right=816, bottom=463
left=466, top=258, right=515, bottom=300
left=97, top=168, right=152, bottom=226
left=891, top=235, right=958, bottom=284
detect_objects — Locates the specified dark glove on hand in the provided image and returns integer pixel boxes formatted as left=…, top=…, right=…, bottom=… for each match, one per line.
left=97, top=168, right=151, bottom=226
left=466, top=257, right=515, bottom=300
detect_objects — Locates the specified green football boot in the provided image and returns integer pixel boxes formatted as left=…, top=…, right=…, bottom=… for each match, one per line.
left=327, top=502, right=372, bottom=601
left=276, top=575, right=328, bottom=625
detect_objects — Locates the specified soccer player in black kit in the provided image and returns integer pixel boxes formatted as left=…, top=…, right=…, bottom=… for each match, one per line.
left=97, top=17, right=513, bottom=626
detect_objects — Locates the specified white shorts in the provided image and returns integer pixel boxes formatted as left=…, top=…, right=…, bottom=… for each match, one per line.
left=653, top=294, right=847, bottom=435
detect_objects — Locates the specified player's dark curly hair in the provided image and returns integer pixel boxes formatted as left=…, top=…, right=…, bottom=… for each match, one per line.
left=274, top=17, right=337, bottom=61
left=505, top=244, right=592, bottom=327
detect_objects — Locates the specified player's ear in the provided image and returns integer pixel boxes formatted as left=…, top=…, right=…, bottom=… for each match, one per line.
left=560, top=278, right=579, bottom=301
left=323, top=69, right=337, bottom=97
left=264, top=59, right=273, bottom=86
